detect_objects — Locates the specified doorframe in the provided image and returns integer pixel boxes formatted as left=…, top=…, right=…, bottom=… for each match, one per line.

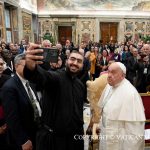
left=58, top=26, right=72, bottom=46
left=100, top=22, right=119, bottom=44
left=98, top=19, right=121, bottom=43
left=54, top=22, right=76, bottom=45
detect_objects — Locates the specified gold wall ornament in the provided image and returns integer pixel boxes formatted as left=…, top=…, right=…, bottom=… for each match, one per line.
left=22, top=12, right=32, bottom=42
left=42, top=20, right=52, bottom=32
left=82, top=21, right=91, bottom=31
left=125, top=21, right=133, bottom=32
left=146, top=22, right=150, bottom=33
left=135, top=22, right=145, bottom=32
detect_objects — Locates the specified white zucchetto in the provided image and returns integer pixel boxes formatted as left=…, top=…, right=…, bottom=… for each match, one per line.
left=116, top=62, right=126, bottom=74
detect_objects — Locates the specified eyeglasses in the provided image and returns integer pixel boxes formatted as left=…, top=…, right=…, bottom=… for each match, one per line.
left=69, top=57, right=83, bottom=64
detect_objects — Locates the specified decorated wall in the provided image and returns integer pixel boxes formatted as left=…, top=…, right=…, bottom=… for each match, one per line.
left=76, top=18, right=96, bottom=44
left=37, top=0, right=150, bottom=44
left=124, top=19, right=150, bottom=42
left=0, top=0, right=37, bottom=42
left=1, top=0, right=150, bottom=44
left=22, top=12, right=32, bottom=42
left=38, top=17, right=150, bottom=45
left=38, top=17, right=96, bottom=45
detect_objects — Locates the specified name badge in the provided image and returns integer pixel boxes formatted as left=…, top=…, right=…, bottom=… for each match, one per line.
left=144, top=68, right=147, bottom=74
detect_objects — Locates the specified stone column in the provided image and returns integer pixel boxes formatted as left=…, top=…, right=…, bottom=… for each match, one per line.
left=95, top=18, right=100, bottom=42
left=118, top=20, right=124, bottom=42
left=18, top=7, right=23, bottom=42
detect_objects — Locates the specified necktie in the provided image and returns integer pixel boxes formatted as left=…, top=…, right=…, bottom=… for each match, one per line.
left=25, top=81, right=41, bottom=121
left=134, top=57, right=137, bottom=63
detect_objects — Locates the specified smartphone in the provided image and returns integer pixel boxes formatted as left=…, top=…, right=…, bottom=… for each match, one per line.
left=43, top=48, right=59, bottom=63
left=35, top=48, right=59, bottom=63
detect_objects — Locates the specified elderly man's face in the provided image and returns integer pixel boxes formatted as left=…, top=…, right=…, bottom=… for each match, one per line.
left=132, top=48, right=138, bottom=57
left=143, top=44, right=150, bottom=55
left=107, top=63, right=124, bottom=86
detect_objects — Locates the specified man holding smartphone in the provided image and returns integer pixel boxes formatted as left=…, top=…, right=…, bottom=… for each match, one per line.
left=23, top=43, right=86, bottom=150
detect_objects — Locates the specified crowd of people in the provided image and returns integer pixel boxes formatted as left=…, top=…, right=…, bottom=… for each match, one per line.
left=0, top=38, right=150, bottom=92
left=0, top=37, right=149, bottom=150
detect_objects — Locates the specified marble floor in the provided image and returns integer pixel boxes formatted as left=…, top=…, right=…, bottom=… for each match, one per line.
left=83, top=104, right=91, bottom=150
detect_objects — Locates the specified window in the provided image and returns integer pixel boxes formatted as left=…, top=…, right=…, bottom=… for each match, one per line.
left=6, top=30, right=11, bottom=42
left=5, top=9, right=11, bottom=28
left=5, top=8, right=12, bottom=42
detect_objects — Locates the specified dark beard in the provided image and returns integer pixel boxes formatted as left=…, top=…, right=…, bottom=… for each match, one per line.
left=66, top=65, right=81, bottom=77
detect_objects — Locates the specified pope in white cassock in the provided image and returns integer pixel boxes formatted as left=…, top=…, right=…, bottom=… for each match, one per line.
left=99, top=62, right=146, bottom=150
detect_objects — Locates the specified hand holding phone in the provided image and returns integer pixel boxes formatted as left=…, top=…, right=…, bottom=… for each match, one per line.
left=35, top=48, right=59, bottom=63
left=26, top=44, right=44, bottom=70
left=43, top=48, right=59, bottom=63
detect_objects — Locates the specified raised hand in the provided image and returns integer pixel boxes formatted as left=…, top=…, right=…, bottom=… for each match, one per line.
left=25, top=43, right=44, bottom=70
left=22, top=140, right=33, bottom=150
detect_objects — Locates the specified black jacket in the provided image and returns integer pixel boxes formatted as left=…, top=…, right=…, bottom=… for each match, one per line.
left=24, top=66, right=85, bottom=150
left=0, top=74, right=37, bottom=149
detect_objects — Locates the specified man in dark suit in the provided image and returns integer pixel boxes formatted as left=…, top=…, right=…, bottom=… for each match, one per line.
left=0, top=57, right=10, bottom=150
left=135, top=44, right=150, bottom=92
left=62, top=39, right=73, bottom=53
left=126, top=48, right=139, bottom=85
left=0, top=54, right=41, bottom=150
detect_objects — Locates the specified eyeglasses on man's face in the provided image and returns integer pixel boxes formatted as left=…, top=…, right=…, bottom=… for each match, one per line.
left=69, top=57, right=83, bottom=64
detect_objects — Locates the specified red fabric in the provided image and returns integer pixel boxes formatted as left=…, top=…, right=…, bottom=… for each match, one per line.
left=142, top=95, right=150, bottom=121
left=141, top=95, right=150, bottom=143
left=0, top=106, right=4, bottom=119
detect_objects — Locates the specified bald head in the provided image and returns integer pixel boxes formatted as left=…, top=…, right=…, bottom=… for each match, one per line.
left=143, top=44, right=150, bottom=55
left=79, top=48, right=84, bottom=56
left=56, top=43, right=62, bottom=49
left=42, top=40, right=52, bottom=48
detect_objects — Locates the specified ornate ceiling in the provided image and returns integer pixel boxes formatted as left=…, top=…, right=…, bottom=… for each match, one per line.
left=37, top=0, right=150, bottom=12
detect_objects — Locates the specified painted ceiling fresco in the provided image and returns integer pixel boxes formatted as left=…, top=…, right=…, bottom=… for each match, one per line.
left=20, top=0, right=37, bottom=13
left=38, top=0, right=150, bottom=12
